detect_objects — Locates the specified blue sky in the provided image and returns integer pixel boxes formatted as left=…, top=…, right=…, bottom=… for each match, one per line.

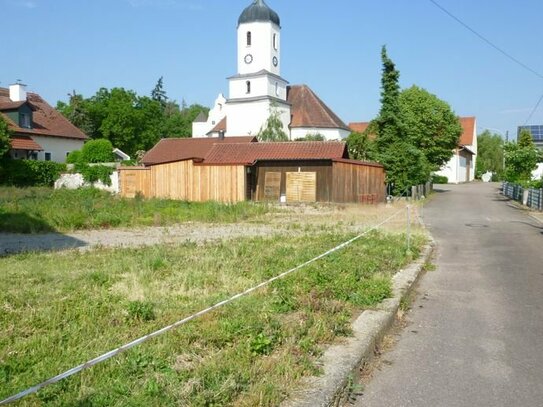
left=2, top=0, right=543, bottom=139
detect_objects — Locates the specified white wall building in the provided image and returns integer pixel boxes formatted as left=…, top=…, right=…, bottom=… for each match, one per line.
left=436, top=116, right=478, bottom=184
left=192, top=0, right=349, bottom=141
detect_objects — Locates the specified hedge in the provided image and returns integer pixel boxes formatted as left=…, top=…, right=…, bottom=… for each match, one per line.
left=0, top=159, right=66, bottom=187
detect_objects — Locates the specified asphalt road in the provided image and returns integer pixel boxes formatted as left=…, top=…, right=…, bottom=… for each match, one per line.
left=354, top=183, right=543, bottom=407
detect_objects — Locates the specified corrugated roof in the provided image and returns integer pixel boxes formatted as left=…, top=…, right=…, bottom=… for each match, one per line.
left=459, top=116, right=476, bottom=146
left=287, top=85, right=349, bottom=131
left=0, top=87, right=88, bottom=140
left=10, top=136, right=43, bottom=151
left=203, top=141, right=348, bottom=165
left=142, top=136, right=258, bottom=166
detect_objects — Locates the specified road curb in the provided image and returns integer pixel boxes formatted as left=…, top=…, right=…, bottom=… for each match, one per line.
left=282, top=238, right=436, bottom=407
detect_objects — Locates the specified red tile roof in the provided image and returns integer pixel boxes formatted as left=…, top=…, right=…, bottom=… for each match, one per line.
left=459, top=116, right=476, bottom=146
left=0, top=87, right=88, bottom=140
left=349, top=122, right=370, bottom=133
left=202, top=141, right=348, bottom=165
left=10, top=136, right=44, bottom=151
left=287, top=85, right=349, bottom=131
left=142, top=136, right=258, bottom=166
left=208, top=117, right=227, bottom=134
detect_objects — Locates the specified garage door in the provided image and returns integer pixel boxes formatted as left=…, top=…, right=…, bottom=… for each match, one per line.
left=286, top=172, right=317, bottom=202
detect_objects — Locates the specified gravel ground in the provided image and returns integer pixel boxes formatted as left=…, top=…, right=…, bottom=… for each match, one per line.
left=0, top=202, right=414, bottom=256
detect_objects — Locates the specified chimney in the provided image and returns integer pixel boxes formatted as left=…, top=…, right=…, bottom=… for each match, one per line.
left=9, top=82, right=27, bottom=102
left=219, top=130, right=225, bottom=140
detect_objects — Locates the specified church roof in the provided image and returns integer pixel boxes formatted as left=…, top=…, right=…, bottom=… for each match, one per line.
left=142, top=136, right=257, bottom=166
left=287, top=85, right=350, bottom=131
left=238, top=0, right=280, bottom=27
left=193, top=111, right=208, bottom=123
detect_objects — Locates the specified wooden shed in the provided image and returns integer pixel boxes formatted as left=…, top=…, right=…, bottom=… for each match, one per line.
left=119, top=138, right=386, bottom=204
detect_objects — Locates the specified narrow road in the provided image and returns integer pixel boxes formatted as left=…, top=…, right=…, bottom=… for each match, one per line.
left=355, top=183, right=543, bottom=407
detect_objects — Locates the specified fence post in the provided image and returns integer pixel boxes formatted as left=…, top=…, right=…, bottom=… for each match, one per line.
left=406, top=205, right=411, bottom=253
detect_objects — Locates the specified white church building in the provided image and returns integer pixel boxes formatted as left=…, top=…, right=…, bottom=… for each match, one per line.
left=192, top=0, right=350, bottom=141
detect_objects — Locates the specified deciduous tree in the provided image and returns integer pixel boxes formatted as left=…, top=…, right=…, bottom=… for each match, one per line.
left=504, top=129, right=540, bottom=183
left=0, top=115, right=11, bottom=158
left=258, top=104, right=288, bottom=142
left=398, top=85, right=461, bottom=171
left=476, top=130, right=504, bottom=177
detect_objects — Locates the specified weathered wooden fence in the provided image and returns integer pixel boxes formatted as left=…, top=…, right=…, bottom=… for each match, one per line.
left=502, top=182, right=543, bottom=211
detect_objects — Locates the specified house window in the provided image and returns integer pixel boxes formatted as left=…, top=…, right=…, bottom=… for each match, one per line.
left=273, top=33, right=277, bottom=50
left=29, top=151, right=38, bottom=160
left=20, top=113, right=31, bottom=129
left=45, top=152, right=52, bottom=161
left=246, top=81, right=251, bottom=94
left=247, top=31, right=252, bottom=46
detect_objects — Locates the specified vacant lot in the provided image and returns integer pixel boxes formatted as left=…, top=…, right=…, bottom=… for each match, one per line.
left=0, top=227, right=425, bottom=406
left=0, top=187, right=270, bottom=233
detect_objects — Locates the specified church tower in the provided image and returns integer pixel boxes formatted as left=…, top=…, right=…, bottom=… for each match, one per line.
left=226, top=0, right=291, bottom=137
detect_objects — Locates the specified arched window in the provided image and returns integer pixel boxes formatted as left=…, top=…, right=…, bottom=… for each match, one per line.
left=246, top=81, right=251, bottom=94
left=273, top=33, right=277, bottom=50
left=247, top=31, right=252, bottom=46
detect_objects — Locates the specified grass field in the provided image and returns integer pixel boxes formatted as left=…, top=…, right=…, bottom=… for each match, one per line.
left=0, top=187, right=270, bottom=233
left=0, top=230, right=425, bottom=406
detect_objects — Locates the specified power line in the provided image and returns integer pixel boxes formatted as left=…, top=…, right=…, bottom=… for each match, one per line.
left=428, top=0, right=543, bottom=81
left=523, top=92, right=543, bottom=126
left=428, top=0, right=543, bottom=126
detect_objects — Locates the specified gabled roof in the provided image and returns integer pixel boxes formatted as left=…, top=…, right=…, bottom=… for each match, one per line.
left=349, top=122, right=370, bottom=133
left=193, top=111, right=208, bottom=123
left=10, top=135, right=43, bottom=151
left=0, top=87, right=88, bottom=140
left=459, top=116, right=476, bottom=146
left=287, top=85, right=349, bottom=131
left=142, top=136, right=258, bottom=166
left=202, top=141, right=348, bottom=165
left=208, top=117, right=227, bottom=134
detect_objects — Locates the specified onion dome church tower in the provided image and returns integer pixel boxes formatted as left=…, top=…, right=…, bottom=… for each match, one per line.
left=225, top=0, right=291, bottom=137
left=192, top=0, right=350, bottom=140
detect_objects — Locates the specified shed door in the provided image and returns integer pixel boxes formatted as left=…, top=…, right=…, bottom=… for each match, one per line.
left=264, top=171, right=281, bottom=201
left=286, top=172, right=317, bottom=202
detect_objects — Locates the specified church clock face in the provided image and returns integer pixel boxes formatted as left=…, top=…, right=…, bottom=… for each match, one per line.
left=272, top=56, right=278, bottom=67
left=244, top=54, right=253, bottom=64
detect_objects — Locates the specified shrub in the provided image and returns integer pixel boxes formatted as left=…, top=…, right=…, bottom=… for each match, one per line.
left=81, top=139, right=114, bottom=163
left=0, top=159, right=66, bottom=187
left=75, top=163, right=114, bottom=186
left=432, top=174, right=448, bottom=184
left=66, top=150, right=82, bottom=164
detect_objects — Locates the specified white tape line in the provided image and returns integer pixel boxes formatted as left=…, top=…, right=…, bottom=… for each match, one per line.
left=0, top=209, right=404, bottom=405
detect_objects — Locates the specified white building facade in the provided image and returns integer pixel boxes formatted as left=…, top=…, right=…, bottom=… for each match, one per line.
left=192, top=0, right=349, bottom=140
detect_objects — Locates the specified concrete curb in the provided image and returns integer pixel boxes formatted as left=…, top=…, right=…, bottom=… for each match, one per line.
left=282, top=239, right=436, bottom=407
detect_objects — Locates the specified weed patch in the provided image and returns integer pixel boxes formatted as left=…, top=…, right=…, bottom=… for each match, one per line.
left=0, top=231, right=425, bottom=405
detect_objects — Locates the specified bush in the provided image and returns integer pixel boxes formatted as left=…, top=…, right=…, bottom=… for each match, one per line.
left=432, top=174, right=448, bottom=184
left=66, top=150, right=82, bottom=164
left=80, top=139, right=114, bottom=163
left=0, top=159, right=66, bottom=187
left=75, top=163, right=114, bottom=186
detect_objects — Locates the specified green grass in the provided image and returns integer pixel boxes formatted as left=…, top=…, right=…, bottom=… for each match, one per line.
left=0, top=187, right=270, bottom=233
left=0, top=231, right=425, bottom=406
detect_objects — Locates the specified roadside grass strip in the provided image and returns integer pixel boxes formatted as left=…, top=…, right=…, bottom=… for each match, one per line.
left=0, top=222, right=425, bottom=405
left=0, top=187, right=270, bottom=233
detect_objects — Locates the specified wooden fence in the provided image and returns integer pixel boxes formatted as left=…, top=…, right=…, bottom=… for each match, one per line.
left=119, top=161, right=246, bottom=203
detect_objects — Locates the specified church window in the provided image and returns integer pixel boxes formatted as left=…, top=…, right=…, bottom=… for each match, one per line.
left=275, top=82, right=279, bottom=96
left=273, top=33, right=277, bottom=50
left=246, top=81, right=251, bottom=94
left=247, top=31, right=252, bottom=46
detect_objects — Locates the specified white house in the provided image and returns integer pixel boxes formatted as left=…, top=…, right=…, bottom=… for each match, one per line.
left=192, top=0, right=350, bottom=141
left=435, top=116, right=478, bottom=183
left=0, top=83, right=88, bottom=163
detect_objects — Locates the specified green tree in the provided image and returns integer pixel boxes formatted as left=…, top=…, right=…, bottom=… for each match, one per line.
left=398, top=85, right=461, bottom=171
left=0, top=115, right=12, bottom=158
left=258, top=104, right=288, bottom=142
left=56, top=91, right=94, bottom=136
left=476, top=130, right=504, bottom=178
left=504, top=129, right=540, bottom=183
left=151, top=76, right=168, bottom=108
left=346, top=131, right=375, bottom=161
left=80, top=139, right=114, bottom=163
left=374, top=46, right=430, bottom=193
left=294, top=133, right=326, bottom=141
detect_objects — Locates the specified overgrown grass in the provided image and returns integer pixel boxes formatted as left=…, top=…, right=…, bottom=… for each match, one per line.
left=0, top=231, right=425, bottom=406
left=0, top=187, right=270, bottom=233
